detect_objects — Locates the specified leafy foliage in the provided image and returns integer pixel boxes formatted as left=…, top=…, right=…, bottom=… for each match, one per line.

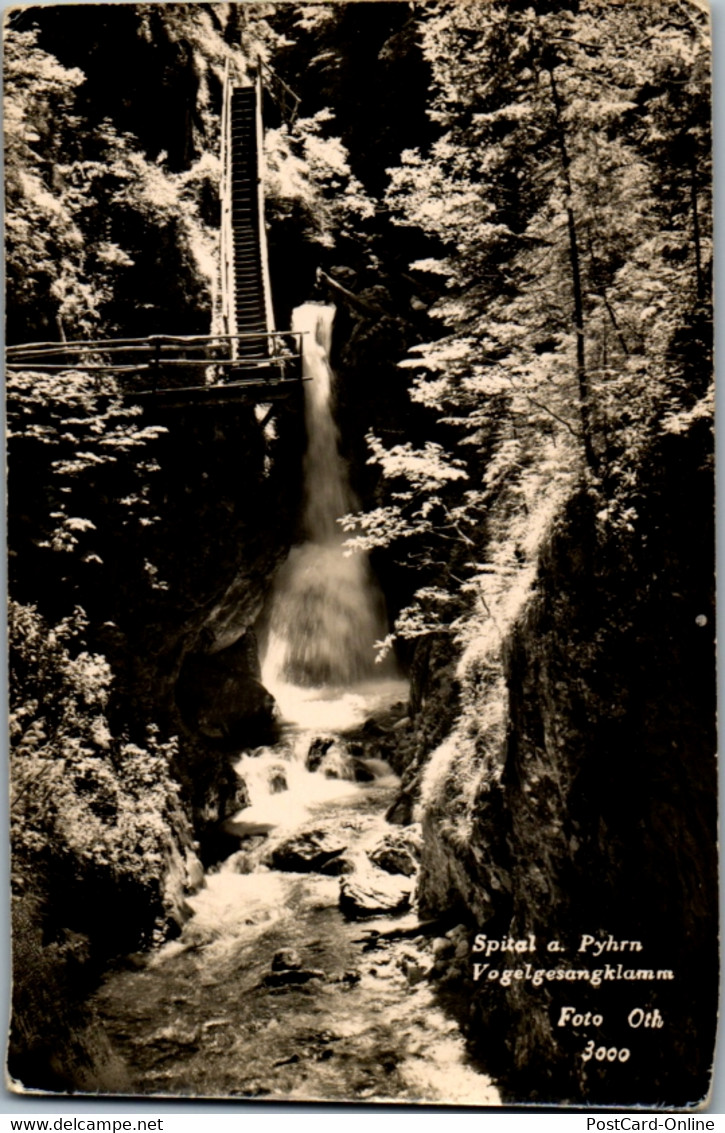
left=5, top=0, right=712, bottom=924
left=347, top=0, right=712, bottom=653
left=7, top=365, right=171, bottom=621
left=9, top=601, right=189, bottom=901
left=5, top=21, right=221, bottom=342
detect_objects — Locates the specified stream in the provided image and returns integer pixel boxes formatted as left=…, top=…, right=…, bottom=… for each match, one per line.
left=87, top=305, right=500, bottom=1103
left=90, top=681, right=499, bottom=1103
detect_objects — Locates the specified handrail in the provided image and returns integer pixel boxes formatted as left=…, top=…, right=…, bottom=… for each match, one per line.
left=6, top=70, right=296, bottom=403
left=6, top=331, right=305, bottom=356
left=5, top=330, right=305, bottom=390
left=5, top=360, right=301, bottom=372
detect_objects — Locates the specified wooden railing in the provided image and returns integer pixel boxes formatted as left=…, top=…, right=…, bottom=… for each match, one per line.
left=7, top=71, right=298, bottom=409
left=6, top=331, right=304, bottom=398
left=5, top=330, right=305, bottom=406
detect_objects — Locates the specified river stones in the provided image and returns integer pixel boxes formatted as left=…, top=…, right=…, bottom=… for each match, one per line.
left=306, top=736, right=335, bottom=772
left=368, top=827, right=422, bottom=877
left=432, top=936, right=456, bottom=961
left=266, top=827, right=347, bottom=873
left=264, top=946, right=326, bottom=988
left=339, top=869, right=414, bottom=919
left=346, top=717, right=400, bottom=765
left=262, top=968, right=326, bottom=987
left=305, top=736, right=376, bottom=782
left=397, top=949, right=434, bottom=985
left=336, top=968, right=362, bottom=985
left=272, top=948, right=302, bottom=971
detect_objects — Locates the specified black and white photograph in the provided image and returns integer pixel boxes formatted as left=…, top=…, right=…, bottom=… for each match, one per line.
left=4, top=0, right=717, bottom=1110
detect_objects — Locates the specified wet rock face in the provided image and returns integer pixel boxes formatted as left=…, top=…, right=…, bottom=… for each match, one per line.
left=181, top=746, right=252, bottom=867
left=356, top=641, right=461, bottom=823
left=176, top=632, right=277, bottom=749
left=305, top=736, right=377, bottom=782
left=417, top=442, right=718, bottom=1109
left=385, top=791, right=415, bottom=826
left=339, top=867, right=413, bottom=919
left=368, top=827, right=422, bottom=878
left=99, top=402, right=303, bottom=776
left=266, top=828, right=347, bottom=873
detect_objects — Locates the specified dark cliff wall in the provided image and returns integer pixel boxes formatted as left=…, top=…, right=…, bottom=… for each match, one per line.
left=99, top=398, right=305, bottom=837
left=416, top=418, right=717, bottom=1108
left=8, top=393, right=305, bottom=1092
left=9, top=389, right=304, bottom=843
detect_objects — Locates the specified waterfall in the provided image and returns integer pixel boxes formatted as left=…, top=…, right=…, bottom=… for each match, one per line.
left=261, top=303, right=392, bottom=703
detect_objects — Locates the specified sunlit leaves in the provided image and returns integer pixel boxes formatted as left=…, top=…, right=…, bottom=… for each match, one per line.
left=358, top=0, right=711, bottom=647
left=366, top=434, right=468, bottom=492
left=10, top=602, right=189, bottom=892
left=265, top=110, right=375, bottom=252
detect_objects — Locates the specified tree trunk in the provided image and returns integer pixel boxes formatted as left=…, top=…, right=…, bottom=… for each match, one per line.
left=547, top=67, right=597, bottom=474
left=689, top=153, right=704, bottom=304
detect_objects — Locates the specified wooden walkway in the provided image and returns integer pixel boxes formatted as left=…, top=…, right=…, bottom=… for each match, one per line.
left=6, top=331, right=304, bottom=408
left=6, top=67, right=300, bottom=409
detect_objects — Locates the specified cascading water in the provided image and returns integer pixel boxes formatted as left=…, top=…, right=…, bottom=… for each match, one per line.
left=84, top=306, right=498, bottom=1106
left=261, top=302, right=404, bottom=730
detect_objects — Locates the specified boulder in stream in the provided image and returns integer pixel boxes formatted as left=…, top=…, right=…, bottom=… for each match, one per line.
left=318, top=742, right=356, bottom=780
left=267, top=765, right=288, bottom=794
left=306, top=736, right=335, bottom=772
left=267, top=827, right=347, bottom=873
left=305, top=737, right=376, bottom=782
left=339, top=868, right=413, bottom=919
left=225, top=840, right=268, bottom=874
left=397, top=949, right=434, bottom=985
left=272, top=948, right=302, bottom=971
left=350, top=758, right=376, bottom=782
left=368, top=827, right=422, bottom=877
left=319, top=854, right=355, bottom=876
left=262, top=968, right=326, bottom=987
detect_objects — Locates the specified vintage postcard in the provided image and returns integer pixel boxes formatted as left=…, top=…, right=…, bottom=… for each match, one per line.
left=4, top=0, right=717, bottom=1109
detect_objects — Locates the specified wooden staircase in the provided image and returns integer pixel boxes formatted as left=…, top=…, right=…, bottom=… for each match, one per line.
left=229, top=86, right=268, bottom=358
left=220, top=66, right=277, bottom=373
left=6, top=65, right=301, bottom=408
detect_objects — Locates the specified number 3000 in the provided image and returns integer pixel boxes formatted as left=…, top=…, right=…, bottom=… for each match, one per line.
left=582, top=1041, right=631, bottom=1063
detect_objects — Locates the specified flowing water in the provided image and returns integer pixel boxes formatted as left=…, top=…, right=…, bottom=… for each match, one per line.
left=262, top=303, right=391, bottom=695
left=91, top=744, right=499, bottom=1103
left=87, top=305, right=500, bottom=1103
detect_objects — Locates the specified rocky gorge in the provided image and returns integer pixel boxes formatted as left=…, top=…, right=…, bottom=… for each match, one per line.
left=6, top=0, right=716, bottom=1112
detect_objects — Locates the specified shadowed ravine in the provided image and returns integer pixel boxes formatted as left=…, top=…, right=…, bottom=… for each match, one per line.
left=262, top=303, right=392, bottom=693
left=86, top=306, right=501, bottom=1102
left=90, top=738, right=499, bottom=1102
